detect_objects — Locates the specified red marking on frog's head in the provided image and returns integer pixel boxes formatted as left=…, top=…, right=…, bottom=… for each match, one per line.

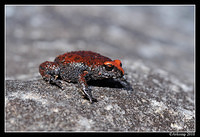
left=104, top=59, right=124, bottom=75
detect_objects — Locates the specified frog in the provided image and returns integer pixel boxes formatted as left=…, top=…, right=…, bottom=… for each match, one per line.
left=39, top=51, right=132, bottom=103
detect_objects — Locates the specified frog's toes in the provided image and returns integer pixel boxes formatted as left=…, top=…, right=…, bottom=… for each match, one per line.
left=82, top=95, right=98, bottom=103
left=53, top=80, right=65, bottom=90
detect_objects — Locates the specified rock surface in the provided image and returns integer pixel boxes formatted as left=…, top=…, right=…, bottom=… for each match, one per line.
left=5, top=6, right=195, bottom=131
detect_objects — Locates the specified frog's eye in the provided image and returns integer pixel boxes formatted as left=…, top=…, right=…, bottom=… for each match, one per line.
left=105, top=64, right=114, bottom=71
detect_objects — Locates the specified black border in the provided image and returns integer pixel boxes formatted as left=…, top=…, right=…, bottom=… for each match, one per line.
left=2, top=2, right=197, bottom=136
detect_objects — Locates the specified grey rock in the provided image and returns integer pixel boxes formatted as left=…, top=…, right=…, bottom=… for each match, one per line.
left=5, top=63, right=194, bottom=131
left=5, top=6, right=194, bottom=132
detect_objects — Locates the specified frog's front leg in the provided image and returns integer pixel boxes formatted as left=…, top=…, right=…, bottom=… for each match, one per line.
left=78, top=71, right=97, bottom=103
left=39, top=61, right=64, bottom=89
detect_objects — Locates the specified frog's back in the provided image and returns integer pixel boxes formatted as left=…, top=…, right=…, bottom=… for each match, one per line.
left=54, top=51, right=112, bottom=67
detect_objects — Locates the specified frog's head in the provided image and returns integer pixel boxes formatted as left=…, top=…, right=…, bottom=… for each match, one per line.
left=93, top=60, right=124, bottom=79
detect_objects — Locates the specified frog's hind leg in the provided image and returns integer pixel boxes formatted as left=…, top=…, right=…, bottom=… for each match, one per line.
left=39, top=61, right=64, bottom=89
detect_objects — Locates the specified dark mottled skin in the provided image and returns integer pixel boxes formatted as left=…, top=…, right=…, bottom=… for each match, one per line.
left=39, top=51, right=131, bottom=103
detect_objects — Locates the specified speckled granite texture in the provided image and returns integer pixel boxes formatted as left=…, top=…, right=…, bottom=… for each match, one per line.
left=5, top=6, right=195, bottom=132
